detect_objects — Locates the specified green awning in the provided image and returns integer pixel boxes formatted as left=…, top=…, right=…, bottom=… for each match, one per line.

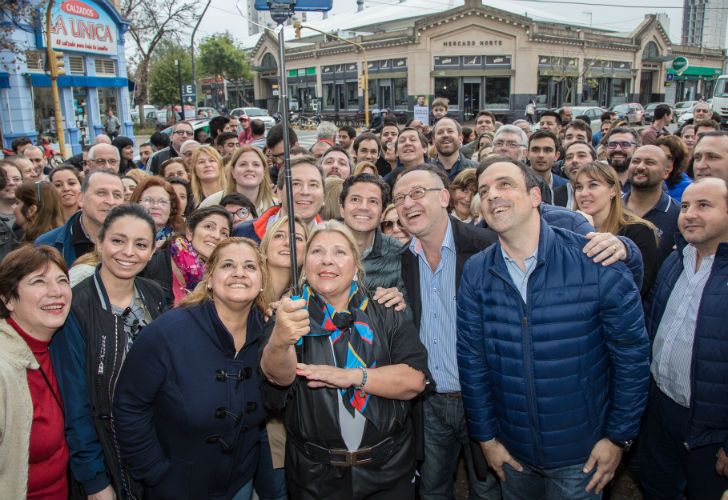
left=667, top=66, right=722, bottom=78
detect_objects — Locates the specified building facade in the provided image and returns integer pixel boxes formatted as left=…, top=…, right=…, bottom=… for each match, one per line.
left=248, top=0, right=725, bottom=123
left=0, top=0, right=131, bottom=155
left=681, top=0, right=728, bottom=49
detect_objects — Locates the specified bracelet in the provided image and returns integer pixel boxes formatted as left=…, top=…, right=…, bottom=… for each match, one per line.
left=356, top=366, right=367, bottom=392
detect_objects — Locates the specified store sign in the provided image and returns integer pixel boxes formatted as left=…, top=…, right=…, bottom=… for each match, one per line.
left=442, top=39, right=503, bottom=47
left=45, top=0, right=118, bottom=55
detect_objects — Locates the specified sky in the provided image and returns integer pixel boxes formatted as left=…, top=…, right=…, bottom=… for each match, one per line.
left=192, top=0, right=691, bottom=45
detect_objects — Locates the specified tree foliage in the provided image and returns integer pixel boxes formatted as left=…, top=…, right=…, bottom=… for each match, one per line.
left=120, top=0, right=199, bottom=125
left=0, top=1, right=38, bottom=71
left=198, top=32, right=252, bottom=81
left=148, top=40, right=192, bottom=106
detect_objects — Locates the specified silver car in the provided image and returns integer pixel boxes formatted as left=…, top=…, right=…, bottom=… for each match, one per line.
left=230, top=107, right=276, bottom=130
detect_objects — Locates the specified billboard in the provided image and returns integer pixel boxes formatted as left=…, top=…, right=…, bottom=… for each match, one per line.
left=42, top=0, right=119, bottom=56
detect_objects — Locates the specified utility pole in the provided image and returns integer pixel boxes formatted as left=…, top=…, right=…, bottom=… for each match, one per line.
left=45, top=0, right=67, bottom=157
left=175, top=59, right=184, bottom=121
left=190, top=0, right=212, bottom=114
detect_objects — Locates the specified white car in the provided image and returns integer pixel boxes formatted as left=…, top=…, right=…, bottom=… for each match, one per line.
left=230, top=107, right=276, bottom=130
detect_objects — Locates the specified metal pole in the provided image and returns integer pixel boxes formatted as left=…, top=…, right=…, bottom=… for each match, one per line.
left=191, top=0, right=212, bottom=115
left=176, top=60, right=184, bottom=121
left=277, top=24, right=299, bottom=295
left=45, top=0, right=67, bottom=157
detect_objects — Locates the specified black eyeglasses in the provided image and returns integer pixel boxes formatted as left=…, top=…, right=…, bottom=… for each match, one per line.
left=381, top=219, right=401, bottom=231
left=392, top=187, right=442, bottom=207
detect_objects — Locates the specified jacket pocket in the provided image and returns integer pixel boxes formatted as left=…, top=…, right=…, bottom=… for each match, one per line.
left=580, top=378, right=597, bottom=430
left=148, top=456, right=191, bottom=499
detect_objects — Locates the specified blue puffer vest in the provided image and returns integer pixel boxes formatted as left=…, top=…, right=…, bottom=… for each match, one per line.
left=457, top=220, right=650, bottom=468
left=645, top=237, right=728, bottom=453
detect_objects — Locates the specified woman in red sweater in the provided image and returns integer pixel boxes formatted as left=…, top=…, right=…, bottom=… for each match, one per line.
left=0, top=245, right=71, bottom=499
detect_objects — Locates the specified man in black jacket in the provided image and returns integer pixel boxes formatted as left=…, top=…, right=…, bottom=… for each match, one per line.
left=396, top=164, right=501, bottom=500
left=147, top=121, right=194, bottom=175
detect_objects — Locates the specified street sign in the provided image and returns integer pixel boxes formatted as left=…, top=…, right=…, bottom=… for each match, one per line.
left=254, top=0, right=332, bottom=11
left=666, top=74, right=674, bottom=81
left=181, top=83, right=196, bottom=102
left=671, top=57, right=689, bottom=74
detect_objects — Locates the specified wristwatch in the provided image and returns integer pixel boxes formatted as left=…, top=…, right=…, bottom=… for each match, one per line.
left=607, top=438, right=633, bottom=452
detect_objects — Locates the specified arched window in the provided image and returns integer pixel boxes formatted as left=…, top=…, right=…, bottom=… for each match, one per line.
left=261, top=53, right=277, bottom=71
left=643, top=42, right=660, bottom=59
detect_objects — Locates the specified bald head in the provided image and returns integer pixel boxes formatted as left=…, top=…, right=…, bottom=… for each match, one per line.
left=628, top=145, right=671, bottom=191
left=94, top=134, right=112, bottom=145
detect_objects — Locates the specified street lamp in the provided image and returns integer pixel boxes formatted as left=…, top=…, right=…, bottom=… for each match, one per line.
left=190, top=0, right=212, bottom=114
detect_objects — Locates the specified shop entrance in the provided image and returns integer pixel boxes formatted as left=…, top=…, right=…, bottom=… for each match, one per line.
left=73, top=88, right=90, bottom=146
left=463, top=79, right=480, bottom=122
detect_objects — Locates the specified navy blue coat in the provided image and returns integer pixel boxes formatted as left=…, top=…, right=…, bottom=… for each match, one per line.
left=457, top=220, right=650, bottom=468
left=113, top=301, right=266, bottom=499
left=35, top=210, right=81, bottom=267
left=645, top=238, right=728, bottom=453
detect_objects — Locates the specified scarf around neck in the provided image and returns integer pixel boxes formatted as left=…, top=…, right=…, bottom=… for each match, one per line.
left=299, top=281, right=376, bottom=417
left=169, top=235, right=205, bottom=291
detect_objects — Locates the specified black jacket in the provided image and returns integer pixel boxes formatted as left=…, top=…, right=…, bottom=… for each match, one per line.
left=51, top=270, right=164, bottom=499
left=140, top=246, right=174, bottom=309
left=270, top=300, right=428, bottom=500
left=147, top=145, right=180, bottom=175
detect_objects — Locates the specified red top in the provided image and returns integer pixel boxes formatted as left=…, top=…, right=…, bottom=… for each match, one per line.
left=9, top=317, right=69, bottom=500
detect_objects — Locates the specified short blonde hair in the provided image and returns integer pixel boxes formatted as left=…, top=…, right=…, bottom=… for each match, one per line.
left=302, top=220, right=366, bottom=290
left=354, top=161, right=378, bottom=176
left=321, top=177, right=344, bottom=220
left=180, top=237, right=267, bottom=312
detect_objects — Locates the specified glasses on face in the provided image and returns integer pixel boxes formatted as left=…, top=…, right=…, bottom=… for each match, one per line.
left=392, top=186, right=442, bottom=207
left=232, top=207, right=250, bottom=219
left=381, top=219, right=401, bottom=231
left=607, top=141, right=637, bottom=150
left=493, top=140, right=524, bottom=149
left=92, top=158, right=120, bottom=166
left=174, top=130, right=194, bottom=136
left=140, top=197, right=170, bottom=207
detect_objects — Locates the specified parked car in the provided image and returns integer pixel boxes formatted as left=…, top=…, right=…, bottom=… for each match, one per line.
left=610, top=103, right=645, bottom=125
left=565, top=106, right=607, bottom=133
left=131, top=105, right=157, bottom=125
left=673, top=100, right=698, bottom=119
left=643, top=102, right=675, bottom=124
left=230, top=107, right=276, bottom=130
left=196, top=107, right=220, bottom=118
left=160, top=118, right=210, bottom=138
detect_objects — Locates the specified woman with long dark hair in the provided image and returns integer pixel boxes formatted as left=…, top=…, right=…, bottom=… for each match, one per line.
left=51, top=204, right=165, bottom=499
left=14, top=181, right=64, bottom=243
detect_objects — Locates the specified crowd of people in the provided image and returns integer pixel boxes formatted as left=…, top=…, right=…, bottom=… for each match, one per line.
left=0, top=98, right=726, bottom=500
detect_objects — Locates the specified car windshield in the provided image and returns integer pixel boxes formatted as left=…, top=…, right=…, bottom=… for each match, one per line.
left=715, top=80, right=728, bottom=97
left=613, top=105, right=628, bottom=112
left=645, top=103, right=659, bottom=111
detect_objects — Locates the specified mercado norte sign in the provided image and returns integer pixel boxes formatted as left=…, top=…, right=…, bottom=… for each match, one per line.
left=41, top=0, right=119, bottom=56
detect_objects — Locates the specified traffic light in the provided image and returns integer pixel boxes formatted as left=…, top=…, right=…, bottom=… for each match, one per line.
left=358, top=75, right=364, bottom=88
left=294, top=20, right=302, bottom=39
left=49, top=50, right=65, bottom=77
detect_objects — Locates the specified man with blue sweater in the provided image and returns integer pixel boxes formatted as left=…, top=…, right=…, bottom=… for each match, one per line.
left=457, top=157, right=650, bottom=498
left=639, top=177, right=728, bottom=498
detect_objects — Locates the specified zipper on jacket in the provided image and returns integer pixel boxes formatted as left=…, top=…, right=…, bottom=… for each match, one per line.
left=97, top=334, right=106, bottom=377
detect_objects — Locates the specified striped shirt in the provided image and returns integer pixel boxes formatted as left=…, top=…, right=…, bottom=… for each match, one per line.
left=410, top=219, right=459, bottom=393
left=651, top=244, right=714, bottom=407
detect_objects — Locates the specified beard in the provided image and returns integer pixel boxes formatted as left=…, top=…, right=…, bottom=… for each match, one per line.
left=608, top=156, right=631, bottom=173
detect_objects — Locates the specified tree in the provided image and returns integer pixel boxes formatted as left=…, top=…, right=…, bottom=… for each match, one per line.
left=198, top=32, right=252, bottom=82
left=148, top=40, right=191, bottom=106
left=120, top=0, right=199, bottom=126
left=1, top=1, right=38, bottom=72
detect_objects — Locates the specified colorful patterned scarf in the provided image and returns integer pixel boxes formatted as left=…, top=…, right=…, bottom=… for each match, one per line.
left=169, top=236, right=205, bottom=291
left=299, top=281, right=376, bottom=418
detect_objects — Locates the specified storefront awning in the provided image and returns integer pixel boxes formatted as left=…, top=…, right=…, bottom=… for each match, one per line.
left=0, top=73, right=9, bottom=89
left=667, top=66, right=721, bottom=79
left=28, top=74, right=129, bottom=88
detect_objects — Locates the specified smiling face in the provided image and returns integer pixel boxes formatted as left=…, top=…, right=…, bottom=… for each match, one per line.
left=266, top=222, right=306, bottom=269
left=321, top=150, right=351, bottom=180
left=209, top=243, right=263, bottom=310
left=23, top=147, right=45, bottom=179
left=195, top=152, right=221, bottom=183
left=477, top=162, right=541, bottom=237
left=121, top=177, right=137, bottom=202
left=279, top=163, right=324, bottom=224
left=139, top=145, right=154, bottom=164
left=380, top=125, right=399, bottom=147
left=138, top=185, right=171, bottom=230
left=693, top=103, right=712, bottom=122
left=606, top=132, right=637, bottom=173
left=564, top=126, right=588, bottom=148
left=393, top=170, right=449, bottom=239
left=80, top=173, right=124, bottom=228
left=340, top=181, right=384, bottom=234
left=628, top=145, right=671, bottom=190
left=232, top=150, right=265, bottom=190
left=51, top=169, right=81, bottom=209
left=121, top=145, right=134, bottom=161
left=4, top=263, right=71, bottom=338
left=186, top=213, right=231, bottom=260
left=171, top=184, right=188, bottom=214
left=564, top=143, right=595, bottom=181
left=396, top=130, right=425, bottom=167
left=476, top=114, right=495, bottom=135
left=305, top=231, right=357, bottom=306
left=678, top=179, right=728, bottom=253
left=574, top=172, right=615, bottom=222
left=1, top=164, right=22, bottom=203
left=98, top=215, right=155, bottom=280
left=382, top=207, right=410, bottom=244
left=451, top=185, right=474, bottom=220
left=693, top=135, right=728, bottom=181
left=434, top=118, right=462, bottom=157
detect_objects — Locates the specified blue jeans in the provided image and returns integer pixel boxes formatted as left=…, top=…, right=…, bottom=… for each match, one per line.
left=254, top=426, right=288, bottom=500
left=502, top=462, right=600, bottom=500
left=420, top=393, right=501, bottom=500
left=232, top=480, right=253, bottom=500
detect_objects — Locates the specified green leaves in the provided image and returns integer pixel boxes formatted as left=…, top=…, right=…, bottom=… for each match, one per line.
left=197, top=32, right=251, bottom=81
